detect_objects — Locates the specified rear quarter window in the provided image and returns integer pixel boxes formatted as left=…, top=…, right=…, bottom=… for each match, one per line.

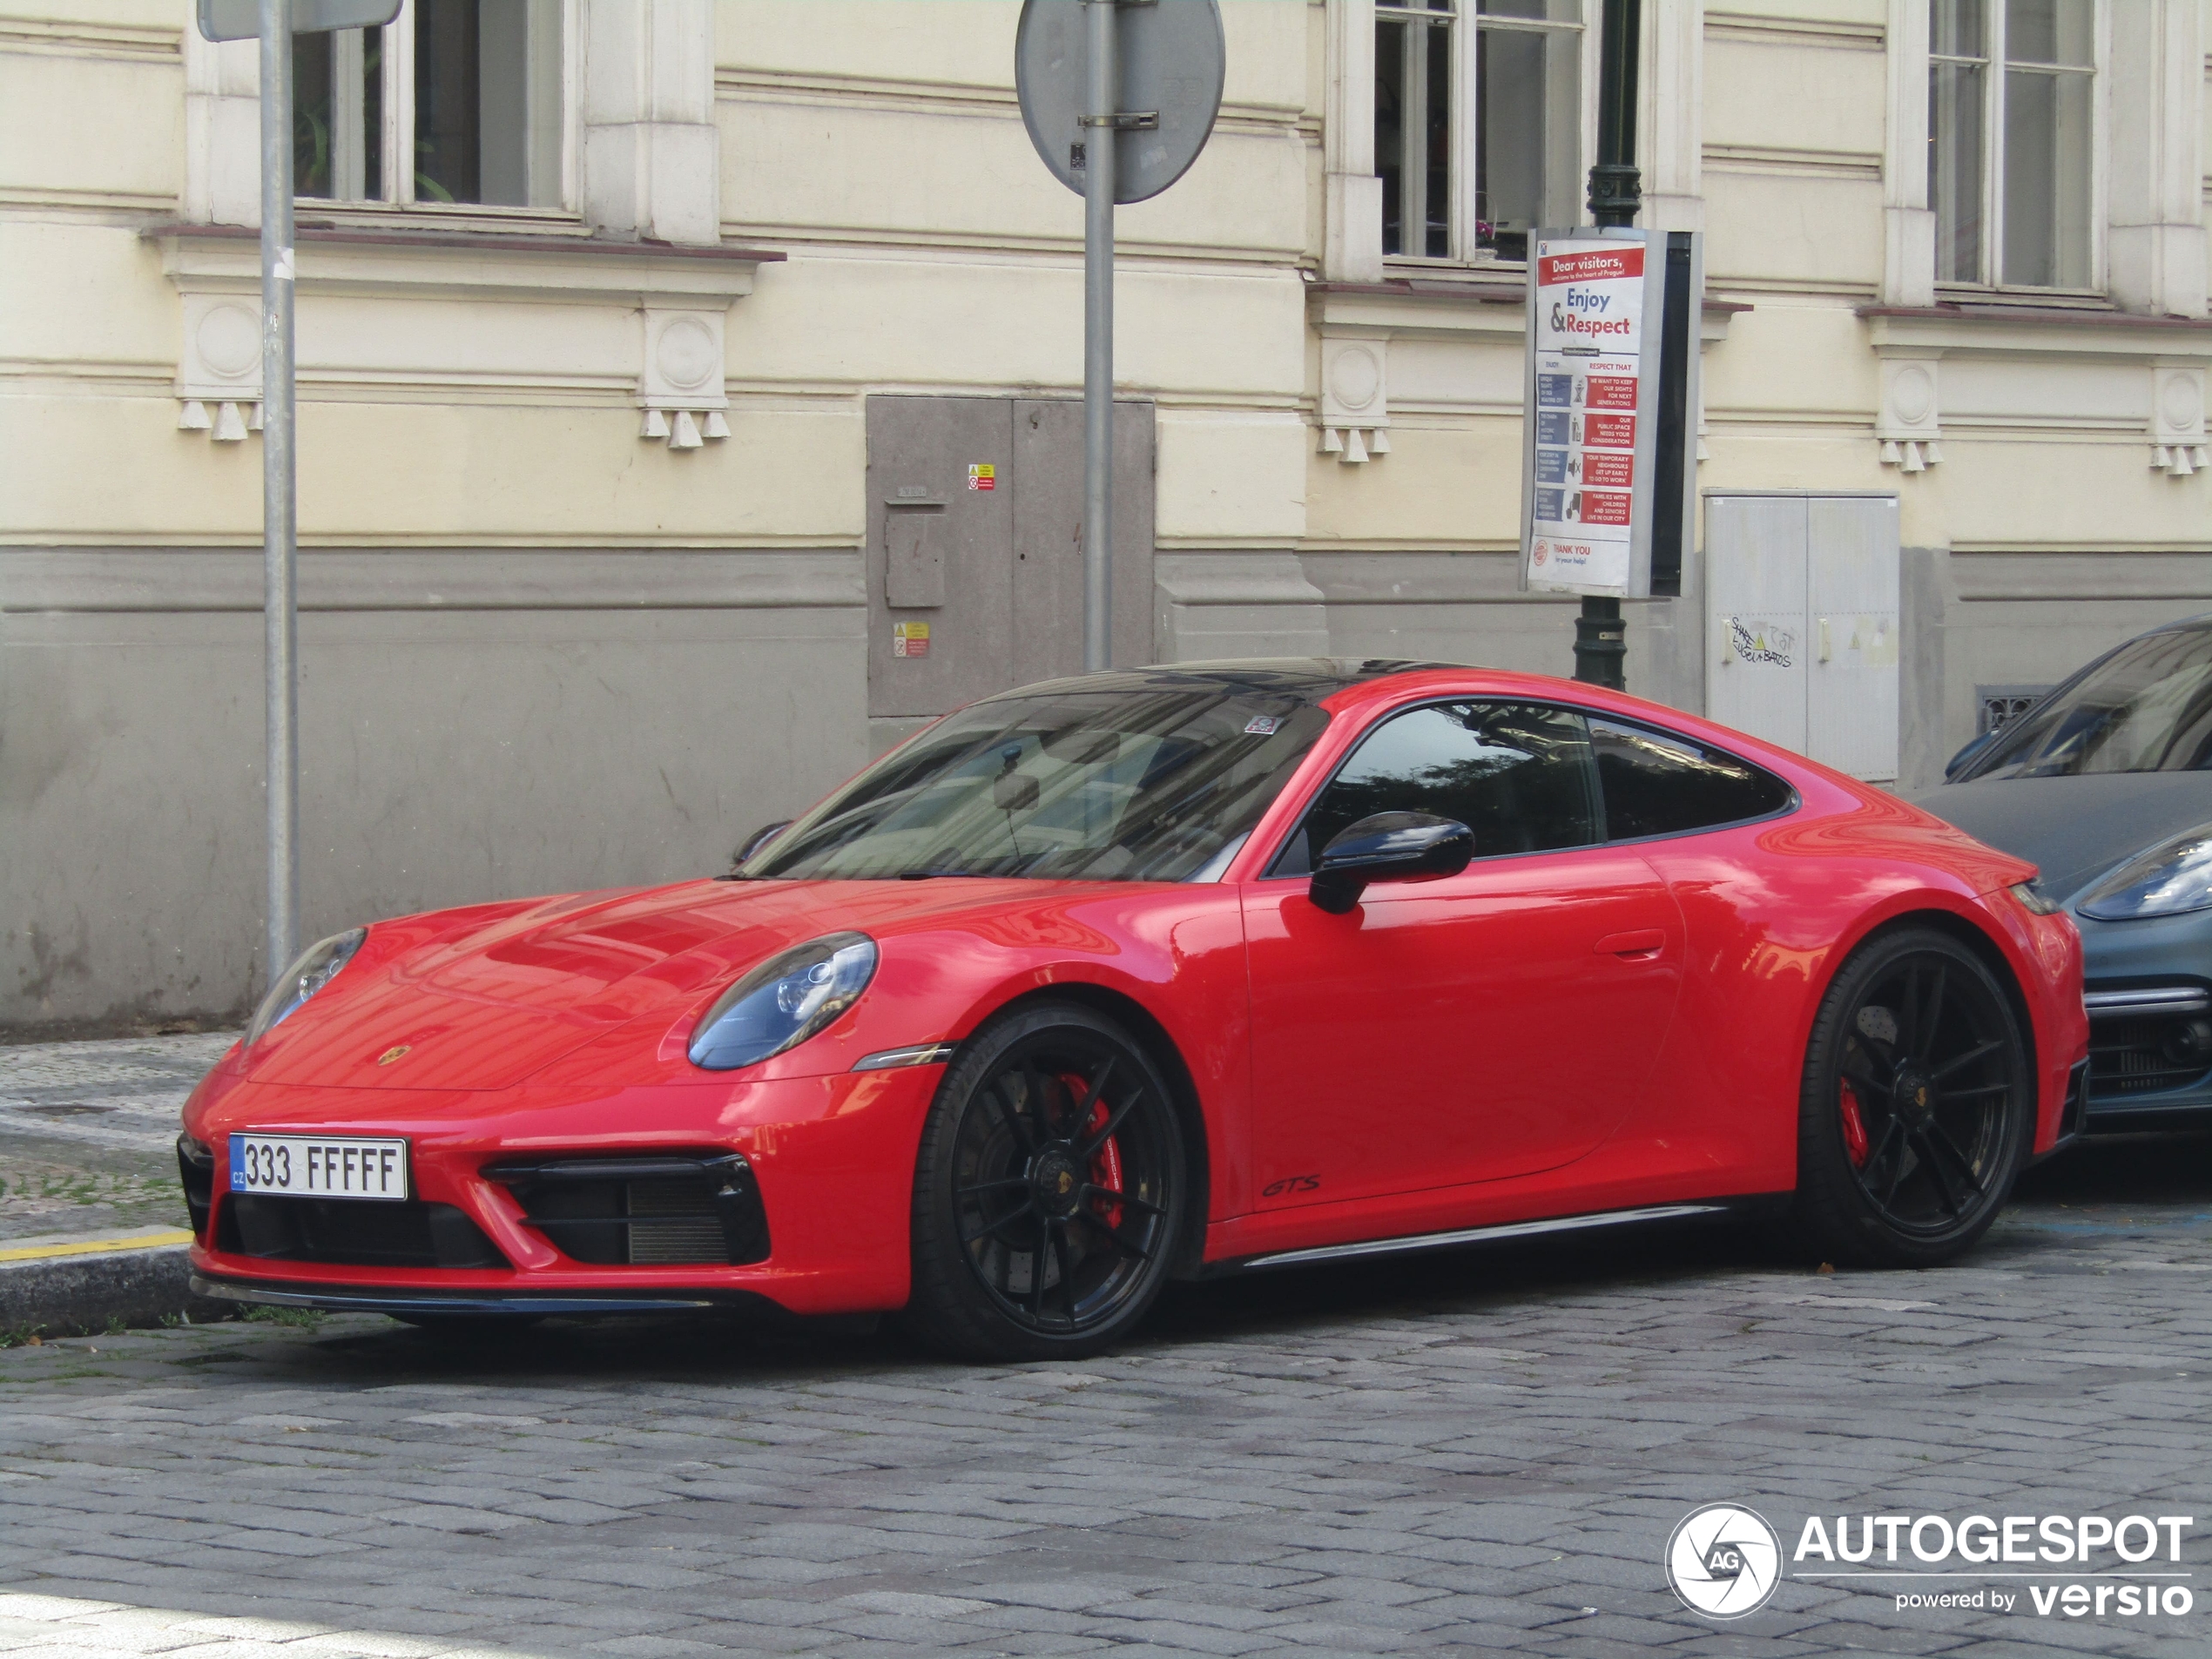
left=1590, top=718, right=1794, bottom=840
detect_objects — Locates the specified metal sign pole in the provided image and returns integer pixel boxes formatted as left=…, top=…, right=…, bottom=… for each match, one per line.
left=260, top=0, right=299, bottom=981
left=1574, top=0, right=1642, bottom=691
left=1080, top=0, right=1117, bottom=675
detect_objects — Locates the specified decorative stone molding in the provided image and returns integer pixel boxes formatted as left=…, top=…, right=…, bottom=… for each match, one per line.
left=1318, top=330, right=1390, bottom=463
left=176, top=292, right=265, bottom=442
left=1864, top=305, right=2212, bottom=472
left=150, top=224, right=780, bottom=451
left=2150, top=363, right=2209, bottom=475
left=1876, top=353, right=1943, bottom=473
left=638, top=306, right=728, bottom=448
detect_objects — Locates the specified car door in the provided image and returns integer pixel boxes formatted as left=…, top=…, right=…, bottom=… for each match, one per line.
left=1242, top=699, right=1684, bottom=1207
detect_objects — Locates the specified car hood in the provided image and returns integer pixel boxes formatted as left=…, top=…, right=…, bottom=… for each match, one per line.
left=245, top=876, right=1146, bottom=1090
left=1909, top=772, right=2212, bottom=905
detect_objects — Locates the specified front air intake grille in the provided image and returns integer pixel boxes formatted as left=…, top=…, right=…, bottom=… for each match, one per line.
left=483, top=1153, right=770, bottom=1266
left=216, top=1194, right=509, bottom=1269
left=177, top=1135, right=215, bottom=1240
left=2087, top=1013, right=2212, bottom=1097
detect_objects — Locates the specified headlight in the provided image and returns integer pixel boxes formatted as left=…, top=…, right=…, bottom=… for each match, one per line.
left=2077, top=827, right=2212, bottom=921
left=2008, top=881, right=2063, bottom=917
left=687, top=933, right=877, bottom=1071
left=246, top=927, right=367, bottom=1046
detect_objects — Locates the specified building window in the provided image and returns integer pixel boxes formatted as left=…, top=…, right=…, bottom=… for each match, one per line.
left=1375, top=0, right=1584, bottom=265
left=294, top=0, right=564, bottom=208
left=1928, top=0, right=2094, bottom=289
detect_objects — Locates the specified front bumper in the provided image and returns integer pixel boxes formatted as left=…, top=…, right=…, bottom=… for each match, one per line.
left=2073, top=908, right=2212, bottom=1125
left=2080, top=984, right=2212, bottom=1126
left=179, top=1061, right=945, bottom=1318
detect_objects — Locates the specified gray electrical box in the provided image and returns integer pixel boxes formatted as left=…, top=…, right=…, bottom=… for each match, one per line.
left=1704, top=491, right=1901, bottom=783
left=865, top=395, right=1154, bottom=730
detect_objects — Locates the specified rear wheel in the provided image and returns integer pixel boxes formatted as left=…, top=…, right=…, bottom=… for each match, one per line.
left=1792, top=927, right=2033, bottom=1267
left=903, top=1002, right=1188, bottom=1361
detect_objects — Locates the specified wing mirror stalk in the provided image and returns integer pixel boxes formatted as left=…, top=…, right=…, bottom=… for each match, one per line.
left=1308, top=813, right=1475, bottom=914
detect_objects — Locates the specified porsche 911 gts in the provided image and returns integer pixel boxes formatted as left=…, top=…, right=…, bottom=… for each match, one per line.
left=181, top=660, right=2087, bottom=1359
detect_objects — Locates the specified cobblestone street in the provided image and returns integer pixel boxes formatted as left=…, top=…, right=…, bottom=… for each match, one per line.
left=1, top=1109, right=2207, bottom=1658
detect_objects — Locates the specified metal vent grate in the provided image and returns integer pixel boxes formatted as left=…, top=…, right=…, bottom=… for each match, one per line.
left=1976, top=685, right=2053, bottom=737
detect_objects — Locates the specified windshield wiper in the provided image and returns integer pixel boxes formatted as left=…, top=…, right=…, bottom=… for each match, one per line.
left=897, top=867, right=995, bottom=880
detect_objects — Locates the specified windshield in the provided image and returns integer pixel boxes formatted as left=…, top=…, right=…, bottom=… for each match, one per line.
left=1965, top=626, right=2212, bottom=779
left=747, top=686, right=1332, bottom=882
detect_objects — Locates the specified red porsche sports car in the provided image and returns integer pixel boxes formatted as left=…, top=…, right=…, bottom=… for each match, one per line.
left=181, top=660, right=2088, bottom=1359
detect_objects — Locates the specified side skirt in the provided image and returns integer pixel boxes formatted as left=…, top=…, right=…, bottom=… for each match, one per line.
left=1224, top=1201, right=1743, bottom=1273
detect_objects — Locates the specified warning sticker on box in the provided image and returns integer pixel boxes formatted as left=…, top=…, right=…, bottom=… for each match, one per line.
left=893, top=620, right=931, bottom=658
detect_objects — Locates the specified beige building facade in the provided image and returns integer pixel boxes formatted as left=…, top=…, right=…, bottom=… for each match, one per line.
left=3, top=0, right=2209, bottom=1031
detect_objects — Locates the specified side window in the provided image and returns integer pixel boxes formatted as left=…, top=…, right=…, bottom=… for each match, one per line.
left=1271, top=702, right=1601, bottom=876
left=1588, top=718, right=1793, bottom=840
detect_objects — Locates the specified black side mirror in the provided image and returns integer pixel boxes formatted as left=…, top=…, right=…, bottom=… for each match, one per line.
left=733, top=819, right=792, bottom=868
left=1944, top=731, right=1994, bottom=781
left=1309, top=812, right=1474, bottom=914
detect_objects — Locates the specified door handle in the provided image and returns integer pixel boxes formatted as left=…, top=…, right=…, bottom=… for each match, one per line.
left=1595, top=929, right=1665, bottom=958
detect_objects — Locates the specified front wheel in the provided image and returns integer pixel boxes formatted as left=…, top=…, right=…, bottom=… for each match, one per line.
left=903, top=1002, right=1189, bottom=1362
left=1791, top=927, right=2033, bottom=1268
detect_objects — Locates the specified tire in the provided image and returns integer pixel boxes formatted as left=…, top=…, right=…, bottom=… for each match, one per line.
left=1791, top=927, right=2034, bottom=1268
left=903, top=1001, right=1190, bottom=1362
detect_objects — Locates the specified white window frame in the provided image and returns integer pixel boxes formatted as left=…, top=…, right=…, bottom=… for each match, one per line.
left=1928, top=0, right=2107, bottom=296
left=298, top=0, right=581, bottom=215
left=1373, top=0, right=1601, bottom=270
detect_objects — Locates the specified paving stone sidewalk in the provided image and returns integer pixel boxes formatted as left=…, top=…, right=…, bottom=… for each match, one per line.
left=0, top=1033, right=235, bottom=1245
left=1, top=1123, right=2207, bottom=1659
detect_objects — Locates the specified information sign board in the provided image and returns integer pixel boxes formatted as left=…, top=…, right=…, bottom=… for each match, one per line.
left=1521, top=228, right=1703, bottom=600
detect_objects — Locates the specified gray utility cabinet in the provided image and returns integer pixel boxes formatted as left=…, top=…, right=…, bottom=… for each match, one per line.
left=865, top=395, right=1154, bottom=723
left=1703, top=492, right=1901, bottom=783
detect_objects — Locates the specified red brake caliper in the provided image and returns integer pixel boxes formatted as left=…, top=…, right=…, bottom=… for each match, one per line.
left=1839, top=1080, right=1871, bottom=1168
left=1061, top=1071, right=1123, bottom=1231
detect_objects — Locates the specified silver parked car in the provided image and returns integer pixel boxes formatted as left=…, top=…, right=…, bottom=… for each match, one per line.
left=1917, top=617, right=2212, bottom=1130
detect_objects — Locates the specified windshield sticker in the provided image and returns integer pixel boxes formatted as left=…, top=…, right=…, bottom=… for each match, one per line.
left=1243, top=715, right=1284, bottom=736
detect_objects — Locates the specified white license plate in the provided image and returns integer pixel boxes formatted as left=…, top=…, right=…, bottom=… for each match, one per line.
left=229, top=1133, right=408, bottom=1201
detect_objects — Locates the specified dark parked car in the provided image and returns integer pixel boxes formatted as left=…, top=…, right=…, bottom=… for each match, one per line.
left=1919, top=617, right=2212, bottom=1128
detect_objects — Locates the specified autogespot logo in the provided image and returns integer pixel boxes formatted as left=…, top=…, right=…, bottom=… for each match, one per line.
left=1667, top=1504, right=1784, bottom=1619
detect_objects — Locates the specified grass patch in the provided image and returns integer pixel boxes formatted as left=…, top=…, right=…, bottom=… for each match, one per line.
left=242, top=1305, right=326, bottom=1331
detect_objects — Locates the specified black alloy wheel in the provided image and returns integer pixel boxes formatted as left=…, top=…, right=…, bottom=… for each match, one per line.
left=1793, top=927, right=2033, bottom=1267
left=905, top=1002, right=1187, bottom=1360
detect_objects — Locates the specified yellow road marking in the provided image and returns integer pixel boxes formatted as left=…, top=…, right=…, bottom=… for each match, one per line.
left=0, top=1231, right=193, bottom=1264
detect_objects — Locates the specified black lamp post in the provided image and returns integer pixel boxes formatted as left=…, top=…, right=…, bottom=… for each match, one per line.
left=1573, top=0, right=1642, bottom=691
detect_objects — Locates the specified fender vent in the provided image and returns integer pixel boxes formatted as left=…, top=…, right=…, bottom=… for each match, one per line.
left=482, top=1153, right=769, bottom=1266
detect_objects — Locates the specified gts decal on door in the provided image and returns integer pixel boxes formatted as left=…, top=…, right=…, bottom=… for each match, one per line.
left=1262, top=1174, right=1322, bottom=1199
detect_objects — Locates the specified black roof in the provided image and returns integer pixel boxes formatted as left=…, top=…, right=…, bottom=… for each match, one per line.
left=981, top=658, right=1467, bottom=705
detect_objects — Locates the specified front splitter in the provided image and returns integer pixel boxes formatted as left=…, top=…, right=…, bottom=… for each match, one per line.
left=191, top=1271, right=780, bottom=1319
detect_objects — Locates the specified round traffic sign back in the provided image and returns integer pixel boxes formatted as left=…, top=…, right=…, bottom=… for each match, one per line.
left=1015, top=0, right=1225, bottom=206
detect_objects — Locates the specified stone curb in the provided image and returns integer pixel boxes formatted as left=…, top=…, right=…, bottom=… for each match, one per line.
left=0, top=1244, right=228, bottom=1337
